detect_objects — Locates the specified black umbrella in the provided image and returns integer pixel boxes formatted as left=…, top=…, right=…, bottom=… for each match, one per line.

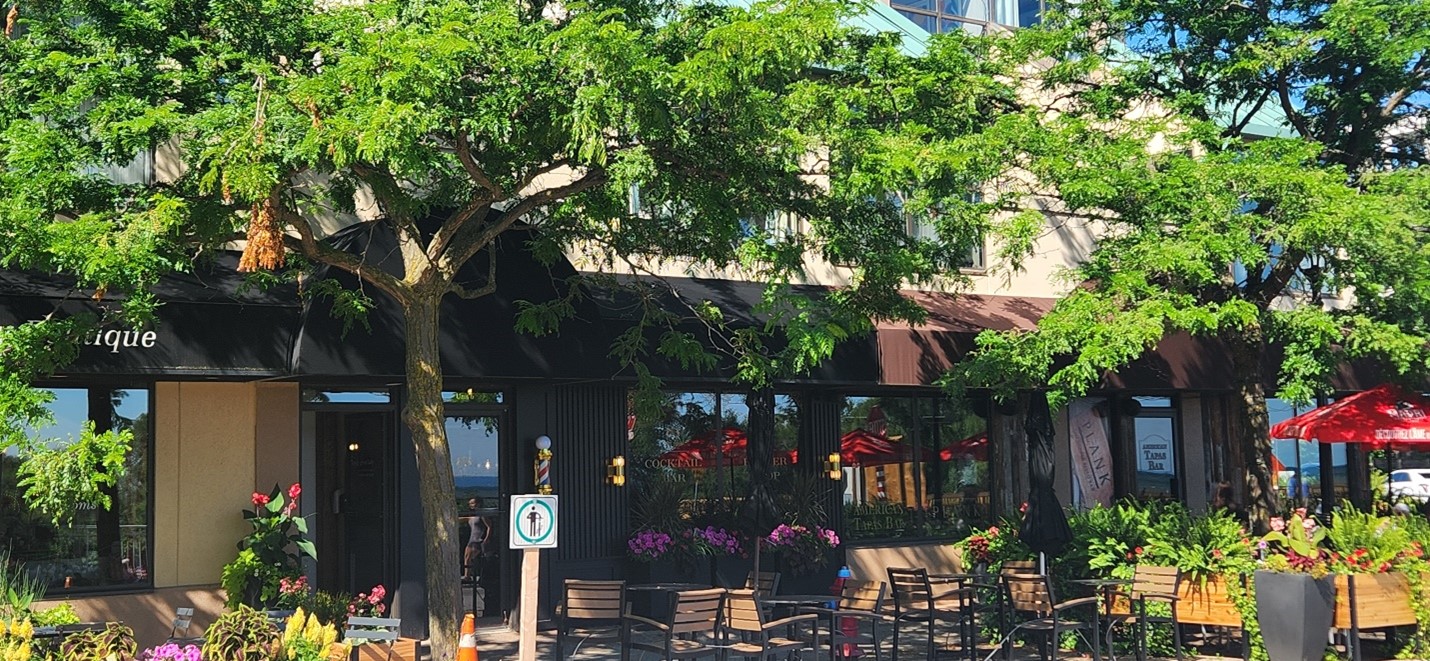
left=1019, top=391, right=1072, bottom=570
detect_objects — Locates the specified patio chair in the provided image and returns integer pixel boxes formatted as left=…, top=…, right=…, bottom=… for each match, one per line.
left=343, top=616, right=402, bottom=661
left=165, top=607, right=204, bottom=646
left=1102, top=565, right=1182, bottom=661
left=720, top=589, right=817, bottom=659
left=743, top=571, right=782, bottom=598
left=557, top=579, right=627, bottom=657
left=800, top=579, right=891, bottom=661
left=887, top=567, right=976, bottom=661
left=1001, top=573, right=1101, bottom=661
left=621, top=587, right=725, bottom=660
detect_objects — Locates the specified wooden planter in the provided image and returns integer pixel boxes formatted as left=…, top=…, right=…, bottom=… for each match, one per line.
left=1176, top=574, right=1244, bottom=628
left=1333, top=572, right=1417, bottom=630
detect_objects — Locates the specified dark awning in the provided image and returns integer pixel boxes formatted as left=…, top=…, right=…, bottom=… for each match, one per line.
left=0, top=262, right=298, bottom=378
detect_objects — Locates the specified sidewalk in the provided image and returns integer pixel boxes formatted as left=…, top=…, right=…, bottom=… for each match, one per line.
left=470, top=626, right=1244, bottom=660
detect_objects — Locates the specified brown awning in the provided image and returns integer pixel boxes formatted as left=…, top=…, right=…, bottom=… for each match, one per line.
left=878, top=291, right=1392, bottom=392
left=876, top=293, right=1056, bottom=386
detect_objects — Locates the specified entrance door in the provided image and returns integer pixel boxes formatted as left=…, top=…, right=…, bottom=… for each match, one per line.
left=447, top=412, right=506, bottom=625
left=314, top=410, right=396, bottom=596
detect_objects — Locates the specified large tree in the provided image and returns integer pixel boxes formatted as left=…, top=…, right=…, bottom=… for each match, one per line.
left=0, top=0, right=1034, bottom=655
left=952, top=1, right=1430, bottom=528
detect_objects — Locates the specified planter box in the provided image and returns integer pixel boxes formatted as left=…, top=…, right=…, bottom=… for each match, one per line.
left=1175, top=575, right=1243, bottom=628
left=1333, top=572, right=1417, bottom=630
left=1254, top=571, right=1335, bottom=661
left=329, top=639, right=419, bottom=661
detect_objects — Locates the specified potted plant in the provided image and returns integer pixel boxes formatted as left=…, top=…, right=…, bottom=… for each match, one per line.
left=1144, top=506, right=1255, bottom=629
left=1256, top=510, right=1336, bottom=661
left=222, top=483, right=316, bottom=609
left=1323, top=511, right=1421, bottom=639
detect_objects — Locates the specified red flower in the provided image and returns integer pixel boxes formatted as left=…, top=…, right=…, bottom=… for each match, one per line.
left=1019, top=502, right=1029, bottom=514
left=1134, top=546, right=1144, bottom=555
left=252, top=492, right=270, bottom=506
left=1212, top=549, right=1223, bottom=559
left=288, top=483, right=302, bottom=500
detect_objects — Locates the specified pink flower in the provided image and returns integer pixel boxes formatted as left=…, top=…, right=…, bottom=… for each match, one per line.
left=370, top=584, right=386, bottom=601
left=288, top=483, right=302, bottom=500
left=252, top=492, right=270, bottom=507
left=1269, top=517, right=1286, bottom=532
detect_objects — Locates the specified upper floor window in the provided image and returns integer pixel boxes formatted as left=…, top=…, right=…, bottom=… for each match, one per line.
left=892, top=0, right=1043, bottom=34
left=893, top=192, right=986, bottom=271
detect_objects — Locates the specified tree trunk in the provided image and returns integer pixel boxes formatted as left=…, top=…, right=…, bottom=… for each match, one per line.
left=403, top=293, right=460, bottom=661
left=1226, top=330, right=1279, bottom=533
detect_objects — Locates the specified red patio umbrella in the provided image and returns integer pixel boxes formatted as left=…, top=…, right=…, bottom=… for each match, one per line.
left=940, top=432, right=988, bottom=462
left=1269, top=384, right=1430, bottom=448
left=840, top=428, right=919, bottom=466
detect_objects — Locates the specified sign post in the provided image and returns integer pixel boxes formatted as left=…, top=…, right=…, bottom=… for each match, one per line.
left=509, top=495, right=557, bottom=661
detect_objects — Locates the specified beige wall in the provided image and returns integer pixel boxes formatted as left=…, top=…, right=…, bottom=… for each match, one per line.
left=37, top=382, right=300, bottom=649
left=152, top=381, right=300, bottom=589
left=846, top=542, right=967, bottom=583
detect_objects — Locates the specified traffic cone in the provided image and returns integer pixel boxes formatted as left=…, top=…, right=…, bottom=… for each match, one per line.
left=457, top=613, right=479, bottom=661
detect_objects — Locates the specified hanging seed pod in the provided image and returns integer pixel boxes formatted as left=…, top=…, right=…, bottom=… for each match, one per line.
left=237, top=197, right=285, bottom=272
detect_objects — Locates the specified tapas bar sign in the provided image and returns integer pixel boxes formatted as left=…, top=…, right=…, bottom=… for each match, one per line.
left=1138, top=435, right=1173, bottom=474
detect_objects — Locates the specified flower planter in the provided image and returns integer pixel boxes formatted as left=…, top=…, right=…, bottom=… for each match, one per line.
left=1333, top=572, right=1417, bottom=630
left=1175, top=574, right=1243, bottom=628
left=1254, top=571, right=1335, bottom=661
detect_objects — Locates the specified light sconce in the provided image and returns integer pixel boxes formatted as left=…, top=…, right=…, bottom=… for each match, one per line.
left=534, top=435, right=553, bottom=495
left=824, top=452, right=842, bottom=480
left=347, top=442, right=360, bottom=452
left=606, top=455, right=627, bottom=487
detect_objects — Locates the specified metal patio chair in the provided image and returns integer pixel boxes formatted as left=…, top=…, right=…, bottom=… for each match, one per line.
left=720, top=588, right=817, bottom=659
left=343, top=616, right=402, bottom=661
left=621, top=587, right=725, bottom=660
left=1101, top=565, right=1182, bottom=661
left=1001, top=573, right=1101, bottom=661
left=165, top=607, right=204, bottom=646
left=800, top=579, right=891, bottom=661
left=557, top=579, right=627, bottom=657
left=887, top=567, right=976, bottom=660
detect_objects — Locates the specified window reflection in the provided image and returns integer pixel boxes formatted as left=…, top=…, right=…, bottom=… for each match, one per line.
left=840, top=396, right=989, bottom=541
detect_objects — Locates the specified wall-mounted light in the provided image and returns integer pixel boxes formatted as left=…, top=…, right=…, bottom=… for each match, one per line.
left=347, top=442, right=360, bottom=452
left=606, top=455, right=626, bottom=487
left=534, top=435, right=553, bottom=494
left=824, top=452, right=842, bottom=480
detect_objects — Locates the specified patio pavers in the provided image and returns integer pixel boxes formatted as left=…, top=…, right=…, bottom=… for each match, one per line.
left=469, top=624, right=1246, bottom=660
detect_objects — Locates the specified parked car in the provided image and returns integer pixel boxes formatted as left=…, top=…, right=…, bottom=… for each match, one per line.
left=1388, top=469, right=1430, bottom=501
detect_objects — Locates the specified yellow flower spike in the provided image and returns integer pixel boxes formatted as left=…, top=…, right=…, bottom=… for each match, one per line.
left=13, top=620, right=30, bottom=641
left=303, top=614, right=323, bottom=644
left=0, top=618, right=8, bottom=637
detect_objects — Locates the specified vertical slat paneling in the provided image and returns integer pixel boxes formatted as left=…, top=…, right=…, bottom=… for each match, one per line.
left=548, top=385, right=629, bottom=561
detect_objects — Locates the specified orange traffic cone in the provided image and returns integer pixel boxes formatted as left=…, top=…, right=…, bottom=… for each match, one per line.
left=458, top=613, right=479, bottom=661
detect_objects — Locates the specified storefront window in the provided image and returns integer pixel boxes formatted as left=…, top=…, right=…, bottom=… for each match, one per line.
left=840, top=395, right=989, bottom=541
left=1131, top=397, right=1178, bottom=500
left=628, top=392, right=749, bottom=526
left=1269, top=398, right=1346, bottom=505
left=1, top=387, right=151, bottom=592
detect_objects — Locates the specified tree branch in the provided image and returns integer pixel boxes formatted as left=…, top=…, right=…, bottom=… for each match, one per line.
left=275, top=204, right=411, bottom=305
left=449, top=245, right=498, bottom=300
left=1275, top=70, right=1312, bottom=139
left=438, top=168, right=608, bottom=281
left=454, top=130, right=504, bottom=198
left=1383, top=55, right=1427, bottom=118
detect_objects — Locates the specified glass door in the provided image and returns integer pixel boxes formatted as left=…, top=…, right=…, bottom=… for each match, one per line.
left=313, top=410, right=396, bottom=596
left=447, top=411, right=506, bottom=625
